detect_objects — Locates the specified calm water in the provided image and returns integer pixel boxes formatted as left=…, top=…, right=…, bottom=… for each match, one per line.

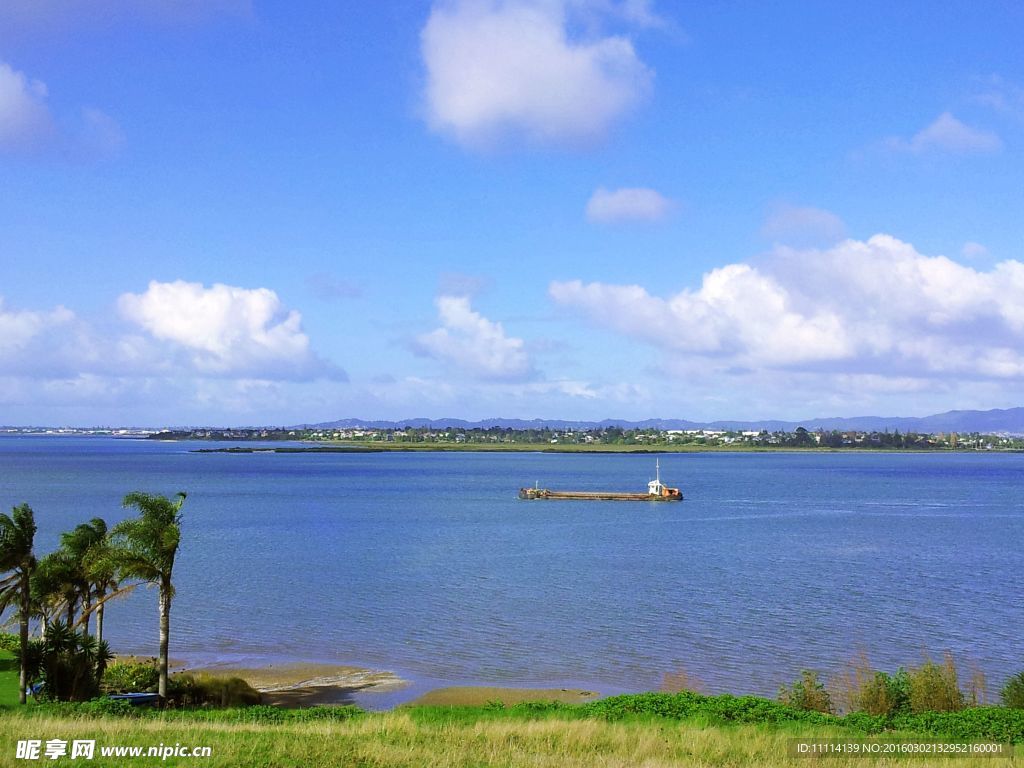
left=1, top=436, right=1022, bottom=704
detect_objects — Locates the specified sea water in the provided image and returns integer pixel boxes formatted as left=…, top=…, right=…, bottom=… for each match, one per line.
left=1, top=436, right=1021, bottom=703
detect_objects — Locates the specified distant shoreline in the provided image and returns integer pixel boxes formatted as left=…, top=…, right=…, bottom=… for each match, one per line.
left=189, top=442, right=1024, bottom=454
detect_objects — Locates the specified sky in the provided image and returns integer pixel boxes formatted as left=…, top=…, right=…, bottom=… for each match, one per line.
left=1, top=0, right=1023, bottom=426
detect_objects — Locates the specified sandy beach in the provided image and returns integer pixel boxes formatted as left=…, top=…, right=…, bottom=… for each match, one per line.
left=192, top=662, right=406, bottom=707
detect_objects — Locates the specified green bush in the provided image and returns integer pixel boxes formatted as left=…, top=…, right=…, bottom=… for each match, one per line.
left=0, top=633, right=19, bottom=652
left=778, top=670, right=833, bottom=714
left=578, top=691, right=835, bottom=727
left=17, top=622, right=113, bottom=702
left=166, top=673, right=261, bottom=708
left=908, top=655, right=964, bottom=713
left=1002, top=672, right=1024, bottom=709
left=892, top=707, right=1024, bottom=744
left=102, top=661, right=160, bottom=694
left=853, top=669, right=910, bottom=716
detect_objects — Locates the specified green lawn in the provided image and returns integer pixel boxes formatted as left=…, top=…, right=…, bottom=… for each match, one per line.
left=0, top=650, right=21, bottom=708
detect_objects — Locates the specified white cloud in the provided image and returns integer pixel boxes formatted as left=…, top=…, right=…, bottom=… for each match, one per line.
left=961, top=241, right=989, bottom=259
left=421, top=0, right=653, bottom=148
left=414, top=295, right=534, bottom=381
left=551, top=234, right=1024, bottom=382
left=118, top=280, right=342, bottom=380
left=886, top=112, right=1002, bottom=154
left=585, top=186, right=673, bottom=223
left=760, top=203, right=846, bottom=245
left=0, top=59, right=124, bottom=158
left=0, top=298, right=73, bottom=354
left=0, top=61, right=54, bottom=153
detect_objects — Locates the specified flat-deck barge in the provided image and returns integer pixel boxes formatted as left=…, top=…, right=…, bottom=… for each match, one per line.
left=519, top=459, right=683, bottom=501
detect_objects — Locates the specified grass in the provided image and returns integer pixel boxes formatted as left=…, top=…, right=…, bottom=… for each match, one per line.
left=3, top=648, right=1020, bottom=765
left=1, top=707, right=1017, bottom=768
left=0, top=651, right=22, bottom=709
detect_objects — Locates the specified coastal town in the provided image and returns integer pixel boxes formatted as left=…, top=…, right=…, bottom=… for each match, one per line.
left=134, top=425, right=1024, bottom=450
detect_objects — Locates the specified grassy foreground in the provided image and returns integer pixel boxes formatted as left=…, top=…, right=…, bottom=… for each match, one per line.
left=0, top=709, right=1004, bottom=768
left=2, top=656, right=1021, bottom=766
left=2, top=696, right=1021, bottom=767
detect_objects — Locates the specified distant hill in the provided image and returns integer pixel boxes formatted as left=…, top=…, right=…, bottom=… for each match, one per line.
left=298, top=407, right=1024, bottom=434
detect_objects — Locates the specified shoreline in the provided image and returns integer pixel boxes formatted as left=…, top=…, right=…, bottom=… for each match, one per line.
left=188, top=662, right=407, bottom=708
left=188, top=662, right=605, bottom=709
left=185, top=442, right=1021, bottom=454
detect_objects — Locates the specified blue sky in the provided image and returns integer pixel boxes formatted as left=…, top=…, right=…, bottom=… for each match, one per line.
left=1, top=0, right=1023, bottom=426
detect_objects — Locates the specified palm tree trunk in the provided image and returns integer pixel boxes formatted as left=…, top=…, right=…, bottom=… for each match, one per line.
left=96, top=602, right=104, bottom=644
left=158, top=582, right=170, bottom=700
left=82, top=595, right=91, bottom=635
left=19, top=572, right=29, bottom=705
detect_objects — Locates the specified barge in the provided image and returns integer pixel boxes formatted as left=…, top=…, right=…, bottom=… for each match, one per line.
left=519, top=459, right=683, bottom=501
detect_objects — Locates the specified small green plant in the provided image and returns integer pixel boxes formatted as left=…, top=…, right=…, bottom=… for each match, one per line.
left=778, top=670, right=833, bottom=714
left=0, top=633, right=19, bottom=653
left=908, top=654, right=964, bottom=714
left=1002, top=672, right=1024, bottom=709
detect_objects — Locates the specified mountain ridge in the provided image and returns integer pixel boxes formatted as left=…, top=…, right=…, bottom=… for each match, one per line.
left=296, top=407, right=1024, bottom=434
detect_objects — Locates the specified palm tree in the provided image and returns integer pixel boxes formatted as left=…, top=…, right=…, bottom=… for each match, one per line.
left=82, top=529, right=121, bottom=645
left=109, top=492, right=186, bottom=699
left=0, top=503, right=38, bottom=704
left=32, top=551, right=80, bottom=631
left=60, top=518, right=107, bottom=634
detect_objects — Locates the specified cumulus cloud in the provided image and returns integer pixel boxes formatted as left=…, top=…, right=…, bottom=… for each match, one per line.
left=0, top=299, right=74, bottom=354
left=0, top=61, right=54, bottom=153
left=0, top=59, right=124, bottom=158
left=551, top=234, right=1024, bottom=381
left=421, top=0, right=653, bottom=147
left=118, top=280, right=343, bottom=380
left=760, top=204, right=846, bottom=246
left=886, top=112, right=1002, bottom=154
left=585, top=186, right=673, bottom=223
left=414, top=295, right=534, bottom=380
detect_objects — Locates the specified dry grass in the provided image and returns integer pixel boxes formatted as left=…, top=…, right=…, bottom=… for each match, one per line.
left=0, top=711, right=1009, bottom=768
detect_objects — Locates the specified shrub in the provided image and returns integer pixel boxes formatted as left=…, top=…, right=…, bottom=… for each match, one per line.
left=778, top=670, right=833, bottom=714
left=908, top=654, right=964, bottom=713
left=0, top=632, right=19, bottom=652
left=166, top=673, right=261, bottom=708
left=855, top=669, right=910, bottom=716
left=891, top=707, right=1024, bottom=744
left=17, top=622, right=113, bottom=702
left=831, top=653, right=910, bottom=716
left=102, top=661, right=159, bottom=694
left=1002, top=672, right=1024, bottom=709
